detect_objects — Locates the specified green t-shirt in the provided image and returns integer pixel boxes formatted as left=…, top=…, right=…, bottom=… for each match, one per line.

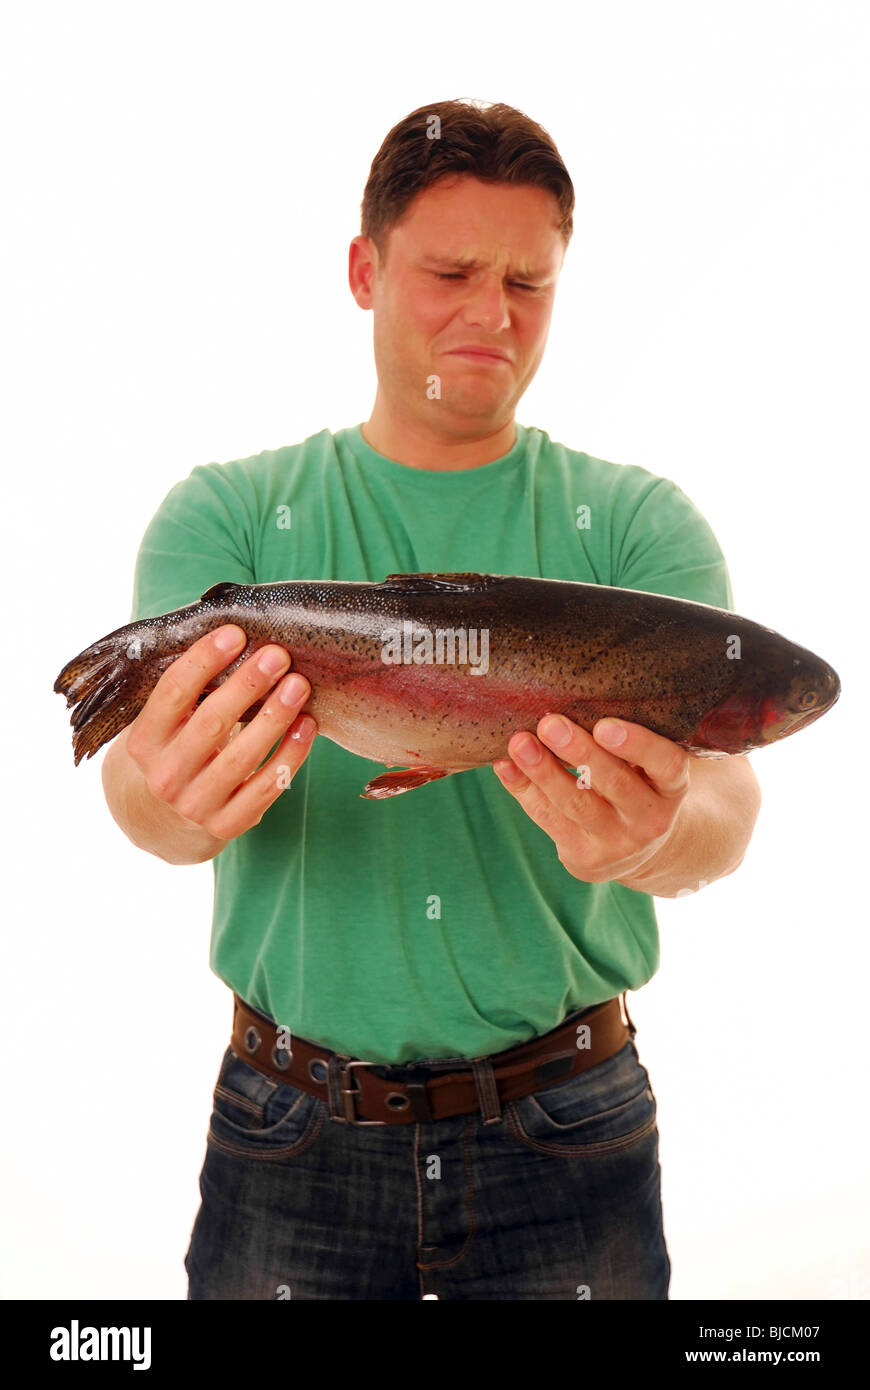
left=131, top=422, right=733, bottom=1062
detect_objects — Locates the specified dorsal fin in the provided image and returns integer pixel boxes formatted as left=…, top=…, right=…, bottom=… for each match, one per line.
left=200, top=581, right=240, bottom=604
left=379, top=572, right=507, bottom=593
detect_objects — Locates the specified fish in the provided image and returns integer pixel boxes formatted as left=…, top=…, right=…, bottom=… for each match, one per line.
left=54, top=571, right=841, bottom=798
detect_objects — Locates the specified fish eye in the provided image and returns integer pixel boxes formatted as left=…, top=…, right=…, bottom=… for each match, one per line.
left=799, top=689, right=818, bottom=710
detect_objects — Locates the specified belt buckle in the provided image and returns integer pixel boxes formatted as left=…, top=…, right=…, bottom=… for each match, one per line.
left=329, top=1057, right=436, bottom=1124
left=329, top=1057, right=388, bottom=1126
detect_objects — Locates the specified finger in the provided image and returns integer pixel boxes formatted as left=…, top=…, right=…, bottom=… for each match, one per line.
left=532, top=714, right=651, bottom=818
left=214, top=720, right=244, bottom=752
left=155, top=642, right=294, bottom=795
left=184, top=670, right=312, bottom=818
left=130, top=625, right=248, bottom=758
left=591, top=718, right=690, bottom=801
left=207, top=710, right=318, bottom=840
left=493, top=753, right=605, bottom=857
left=495, top=727, right=621, bottom=838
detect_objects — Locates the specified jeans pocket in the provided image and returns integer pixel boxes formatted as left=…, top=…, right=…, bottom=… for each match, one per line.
left=208, top=1045, right=324, bottom=1157
left=506, top=1040, right=658, bottom=1157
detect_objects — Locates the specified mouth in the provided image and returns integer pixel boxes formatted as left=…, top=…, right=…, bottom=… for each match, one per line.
left=446, top=349, right=510, bottom=364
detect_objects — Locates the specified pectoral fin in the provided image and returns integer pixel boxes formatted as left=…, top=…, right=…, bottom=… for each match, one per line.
left=361, top=766, right=452, bottom=799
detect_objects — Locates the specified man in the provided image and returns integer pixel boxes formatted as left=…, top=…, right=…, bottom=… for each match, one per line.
left=102, top=99, right=761, bottom=1300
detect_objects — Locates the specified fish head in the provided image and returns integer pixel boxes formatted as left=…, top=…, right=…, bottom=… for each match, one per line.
left=754, top=653, right=841, bottom=747
left=687, top=643, right=841, bottom=755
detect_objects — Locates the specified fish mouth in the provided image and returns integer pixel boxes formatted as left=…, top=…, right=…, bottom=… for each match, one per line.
left=755, top=699, right=827, bottom=746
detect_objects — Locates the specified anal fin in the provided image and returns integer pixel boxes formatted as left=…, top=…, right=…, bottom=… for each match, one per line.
left=361, top=766, right=451, bottom=799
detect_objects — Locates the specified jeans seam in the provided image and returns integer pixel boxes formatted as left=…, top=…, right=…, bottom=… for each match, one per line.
left=214, top=1084, right=264, bottom=1120
left=207, top=1099, right=327, bottom=1161
left=504, top=1101, right=658, bottom=1157
left=414, top=1115, right=479, bottom=1273
left=525, top=1082, right=651, bottom=1132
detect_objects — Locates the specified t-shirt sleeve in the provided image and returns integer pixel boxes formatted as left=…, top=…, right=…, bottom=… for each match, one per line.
left=129, top=462, right=257, bottom=622
left=612, top=474, right=735, bottom=611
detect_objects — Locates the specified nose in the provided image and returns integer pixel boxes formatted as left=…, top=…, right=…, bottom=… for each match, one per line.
left=460, top=274, right=511, bottom=333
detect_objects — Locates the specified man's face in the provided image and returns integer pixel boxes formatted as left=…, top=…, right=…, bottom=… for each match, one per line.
left=351, top=175, right=565, bottom=440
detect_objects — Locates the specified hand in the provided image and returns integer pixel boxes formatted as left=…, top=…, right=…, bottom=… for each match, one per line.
left=125, top=625, right=317, bottom=844
left=492, top=714, right=691, bottom=885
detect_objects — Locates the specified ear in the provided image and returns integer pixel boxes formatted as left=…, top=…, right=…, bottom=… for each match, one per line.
left=348, top=235, right=379, bottom=309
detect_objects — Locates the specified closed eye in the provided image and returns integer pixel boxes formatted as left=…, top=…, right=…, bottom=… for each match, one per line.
left=434, top=272, right=538, bottom=291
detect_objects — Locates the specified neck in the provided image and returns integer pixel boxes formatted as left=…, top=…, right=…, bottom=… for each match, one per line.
left=361, top=399, right=517, bottom=472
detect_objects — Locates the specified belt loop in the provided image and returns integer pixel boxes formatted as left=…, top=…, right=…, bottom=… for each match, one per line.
left=472, top=1058, right=503, bottom=1125
left=326, top=1055, right=349, bottom=1121
left=404, top=1073, right=435, bottom=1123
left=620, top=990, right=637, bottom=1039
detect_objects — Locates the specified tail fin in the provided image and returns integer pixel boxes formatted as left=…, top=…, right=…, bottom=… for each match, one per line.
left=54, top=625, right=168, bottom=765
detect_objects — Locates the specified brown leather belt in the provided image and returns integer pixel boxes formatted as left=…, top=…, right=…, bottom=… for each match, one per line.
left=231, top=991, right=636, bottom=1126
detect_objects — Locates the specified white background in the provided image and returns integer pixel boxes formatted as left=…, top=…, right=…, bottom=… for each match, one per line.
left=2, top=0, right=867, bottom=1300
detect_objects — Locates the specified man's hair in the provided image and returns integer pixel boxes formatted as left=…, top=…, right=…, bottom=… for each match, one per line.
left=360, top=98, right=574, bottom=265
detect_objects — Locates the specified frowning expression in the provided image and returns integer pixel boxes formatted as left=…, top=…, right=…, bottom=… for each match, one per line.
left=349, top=175, right=566, bottom=436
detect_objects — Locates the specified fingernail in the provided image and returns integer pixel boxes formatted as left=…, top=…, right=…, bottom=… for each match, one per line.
left=596, top=719, right=626, bottom=746
left=215, top=626, right=245, bottom=652
left=290, top=714, right=315, bottom=739
left=514, top=734, right=542, bottom=764
left=259, top=646, right=290, bottom=676
left=279, top=674, right=307, bottom=705
left=539, top=714, right=571, bottom=746
left=494, top=758, right=523, bottom=782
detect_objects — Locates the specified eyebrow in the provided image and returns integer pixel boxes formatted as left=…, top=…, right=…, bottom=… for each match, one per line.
left=420, top=256, right=553, bottom=281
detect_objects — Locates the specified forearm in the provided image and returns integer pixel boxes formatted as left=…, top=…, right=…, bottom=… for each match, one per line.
left=101, top=727, right=227, bottom=866
left=616, top=757, right=762, bottom=898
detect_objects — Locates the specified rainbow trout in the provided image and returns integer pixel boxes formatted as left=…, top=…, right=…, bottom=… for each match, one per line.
left=54, top=571, right=840, bottom=797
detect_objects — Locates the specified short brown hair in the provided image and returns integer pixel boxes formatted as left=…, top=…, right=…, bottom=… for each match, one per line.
left=360, top=99, right=574, bottom=265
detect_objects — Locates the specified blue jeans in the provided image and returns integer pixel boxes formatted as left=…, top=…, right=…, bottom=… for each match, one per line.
left=185, top=1010, right=670, bottom=1300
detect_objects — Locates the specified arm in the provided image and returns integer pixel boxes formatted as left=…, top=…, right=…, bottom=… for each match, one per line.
left=109, top=464, right=315, bottom=864
left=493, top=467, right=759, bottom=890
left=614, top=753, right=761, bottom=897
left=102, top=726, right=228, bottom=866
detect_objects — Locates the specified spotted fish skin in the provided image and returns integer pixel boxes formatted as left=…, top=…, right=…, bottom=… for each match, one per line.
left=54, top=571, right=841, bottom=797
